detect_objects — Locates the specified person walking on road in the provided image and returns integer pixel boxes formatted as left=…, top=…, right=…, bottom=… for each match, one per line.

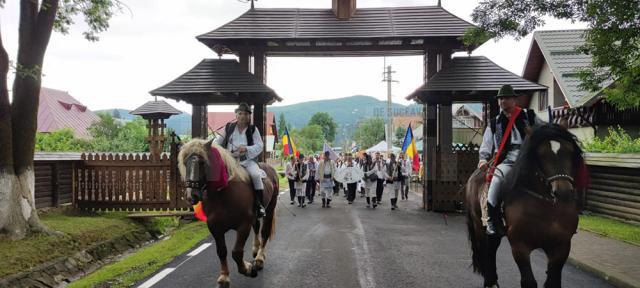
left=295, top=154, right=308, bottom=208
left=317, top=151, right=336, bottom=208
left=285, top=156, right=297, bottom=205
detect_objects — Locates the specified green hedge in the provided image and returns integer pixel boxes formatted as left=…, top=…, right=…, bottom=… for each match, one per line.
left=582, top=126, right=640, bottom=153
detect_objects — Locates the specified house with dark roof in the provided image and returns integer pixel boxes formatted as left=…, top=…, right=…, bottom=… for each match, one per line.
left=37, top=87, right=100, bottom=139
left=522, top=29, right=639, bottom=140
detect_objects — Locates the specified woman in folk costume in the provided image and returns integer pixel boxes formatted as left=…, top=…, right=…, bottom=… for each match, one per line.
left=294, top=154, right=308, bottom=208
left=344, top=153, right=361, bottom=204
left=318, top=151, right=337, bottom=208
left=362, top=153, right=378, bottom=208
left=373, top=152, right=391, bottom=205
left=285, top=156, right=297, bottom=205
left=386, top=153, right=401, bottom=210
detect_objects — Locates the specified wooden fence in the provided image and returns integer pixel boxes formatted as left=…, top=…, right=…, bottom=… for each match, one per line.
left=585, top=153, right=640, bottom=222
left=74, top=150, right=188, bottom=211
left=33, top=153, right=82, bottom=208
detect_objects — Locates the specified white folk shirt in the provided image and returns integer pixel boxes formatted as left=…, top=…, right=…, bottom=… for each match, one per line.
left=214, top=125, right=264, bottom=166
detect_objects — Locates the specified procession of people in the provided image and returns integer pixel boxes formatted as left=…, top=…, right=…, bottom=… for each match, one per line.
left=284, top=149, right=416, bottom=210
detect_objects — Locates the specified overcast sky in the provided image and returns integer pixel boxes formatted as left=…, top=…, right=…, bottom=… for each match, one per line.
left=1, top=0, right=586, bottom=113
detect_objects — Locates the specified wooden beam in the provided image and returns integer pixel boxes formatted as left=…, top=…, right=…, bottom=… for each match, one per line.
left=424, top=49, right=438, bottom=82
left=439, top=102, right=453, bottom=153
left=239, top=52, right=250, bottom=72
left=425, top=102, right=437, bottom=211
left=191, top=105, right=208, bottom=139
left=252, top=101, right=267, bottom=161
left=253, top=51, right=266, bottom=84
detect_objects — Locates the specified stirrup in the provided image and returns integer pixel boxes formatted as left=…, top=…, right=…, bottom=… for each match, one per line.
left=256, top=206, right=266, bottom=218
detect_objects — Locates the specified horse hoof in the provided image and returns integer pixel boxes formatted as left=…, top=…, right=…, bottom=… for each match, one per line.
left=249, top=261, right=259, bottom=277
left=255, top=259, right=264, bottom=271
left=218, top=282, right=230, bottom=288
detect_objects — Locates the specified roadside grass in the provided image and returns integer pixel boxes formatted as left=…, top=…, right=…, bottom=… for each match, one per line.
left=579, top=214, right=640, bottom=246
left=67, top=221, right=209, bottom=288
left=0, top=210, right=142, bottom=278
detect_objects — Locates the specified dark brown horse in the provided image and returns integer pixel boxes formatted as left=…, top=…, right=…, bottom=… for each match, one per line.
left=466, top=124, right=587, bottom=288
left=178, top=139, right=278, bottom=288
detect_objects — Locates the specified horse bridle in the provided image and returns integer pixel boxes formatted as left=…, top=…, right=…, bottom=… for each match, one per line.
left=185, top=154, right=207, bottom=198
left=531, top=170, right=576, bottom=205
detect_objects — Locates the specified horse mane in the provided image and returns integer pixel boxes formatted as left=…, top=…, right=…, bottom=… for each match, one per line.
left=177, top=139, right=250, bottom=183
left=503, top=124, right=584, bottom=201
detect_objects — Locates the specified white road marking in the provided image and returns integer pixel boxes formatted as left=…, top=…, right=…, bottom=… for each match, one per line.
left=137, top=268, right=175, bottom=288
left=187, top=243, right=212, bottom=256
left=550, top=140, right=561, bottom=155
left=349, top=212, right=376, bottom=288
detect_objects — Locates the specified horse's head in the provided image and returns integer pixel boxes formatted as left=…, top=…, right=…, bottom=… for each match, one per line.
left=178, top=139, right=212, bottom=205
left=507, top=124, right=585, bottom=203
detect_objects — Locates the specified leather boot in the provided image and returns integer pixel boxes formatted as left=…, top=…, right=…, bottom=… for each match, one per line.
left=326, top=199, right=331, bottom=208
left=486, top=203, right=504, bottom=236
left=322, top=198, right=326, bottom=208
left=255, top=189, right=266, bottom=218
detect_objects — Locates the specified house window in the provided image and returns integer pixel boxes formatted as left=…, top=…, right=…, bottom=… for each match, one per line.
left=538, top=90, right=549, bottom=111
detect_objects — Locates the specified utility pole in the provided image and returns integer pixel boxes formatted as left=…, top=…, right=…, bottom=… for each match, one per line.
left=382, top=64, right=398, bottom=153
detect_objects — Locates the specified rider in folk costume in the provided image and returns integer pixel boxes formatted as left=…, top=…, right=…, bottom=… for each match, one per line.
left=214, top=102, right=267, bottom=218
left=317, top=151, right=337, bottom=208
left=478, top=85, right=542, bottom=235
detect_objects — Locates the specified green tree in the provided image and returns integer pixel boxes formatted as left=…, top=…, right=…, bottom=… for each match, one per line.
left=0, top=0, right=123, bottom=239
left=89, top=114, right=148, bottom=152
left=298, top=124, right=324, bottom=153
left=308, top=112, right=337, bottom=142
left=354, top=118, right=385, bottom=149
left=394, top=126, right=406, bottom=147
left=464, top=0, right=640, bottom=109
left=35, top=129, right=90, bottom=152
left=277, top=113, right=286, bottom=139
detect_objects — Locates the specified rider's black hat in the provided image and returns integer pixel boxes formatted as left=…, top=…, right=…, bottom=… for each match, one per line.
left=496, top=84, right=517, bottom=98
left=235, top=102, right=252, bottom=114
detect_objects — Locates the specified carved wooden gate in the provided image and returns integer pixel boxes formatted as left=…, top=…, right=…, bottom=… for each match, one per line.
left=432, top=144, right=479, bottom=212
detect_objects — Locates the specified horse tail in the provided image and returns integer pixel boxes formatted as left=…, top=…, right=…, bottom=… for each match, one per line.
left=466, top=168, right=489, bottom=277
left=269, top=210, right=277, bottom=240
left=260, top=162, right=279, bottom=241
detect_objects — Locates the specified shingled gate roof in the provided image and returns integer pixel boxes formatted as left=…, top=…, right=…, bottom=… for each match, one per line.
left=522, top=29, right=614, bottom=108
left=197, top=6, right=478, bottom=57
left=407, top=56, right=547, bottom=102
left=130, top=100, right=182, bottom=119
left=150, top=59, right=281, bottom=105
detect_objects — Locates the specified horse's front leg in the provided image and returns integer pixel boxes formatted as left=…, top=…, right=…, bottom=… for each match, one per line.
left=511, top=242, right=537, bottom=288
left=485, top=234, right=502, bottom=288
left=252, top=220, right=261, bottom=258
left=232, top=223, right=258, bottom=278
left=211, top=230, right=231, bottom=288
left=543, top=241, right=571, bottom=288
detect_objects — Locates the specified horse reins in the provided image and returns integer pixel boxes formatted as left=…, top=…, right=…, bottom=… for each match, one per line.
left=526, top=170, right=576, bottom=205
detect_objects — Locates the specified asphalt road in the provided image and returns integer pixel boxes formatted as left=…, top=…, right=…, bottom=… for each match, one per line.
left=137, top=190, right=613, bottom=288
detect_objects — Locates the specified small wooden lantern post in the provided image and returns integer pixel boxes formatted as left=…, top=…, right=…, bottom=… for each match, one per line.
left=130, top=100, right=182, bottom=160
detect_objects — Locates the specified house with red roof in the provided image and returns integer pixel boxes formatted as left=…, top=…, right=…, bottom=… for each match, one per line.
left=37, top=87, right=100, bottom=139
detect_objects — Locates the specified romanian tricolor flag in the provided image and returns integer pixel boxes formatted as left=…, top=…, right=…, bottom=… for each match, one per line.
left=282, top=126, right=299, bottom=157
left=402, top=124, right=420, bottom=171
